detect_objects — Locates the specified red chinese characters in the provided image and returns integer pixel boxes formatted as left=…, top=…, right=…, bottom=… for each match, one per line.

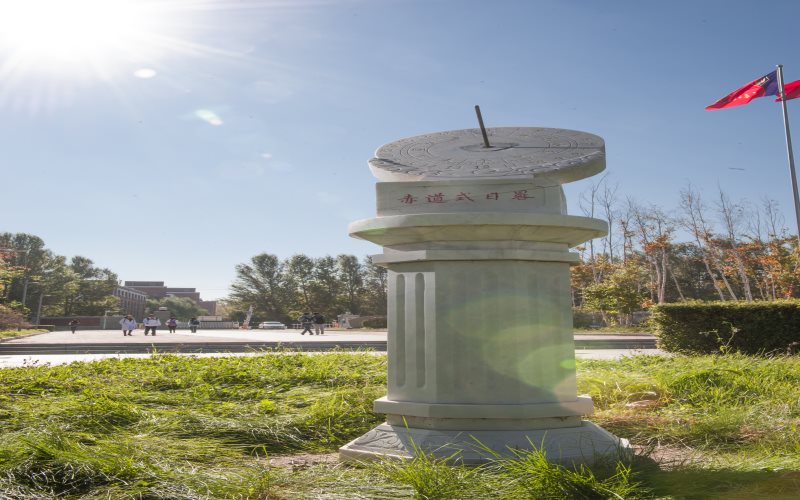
left=512, top=190, right=530, bottom=200
left=456, top=192, right=474, bottom=202
left=398, top=190, right=535, bottom=205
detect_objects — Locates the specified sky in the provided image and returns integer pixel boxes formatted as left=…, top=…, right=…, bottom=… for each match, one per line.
left=3, top=0, right=800, bottom=300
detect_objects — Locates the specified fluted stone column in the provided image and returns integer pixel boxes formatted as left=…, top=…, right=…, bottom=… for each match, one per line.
left=339, top=127, right=628, bottom=464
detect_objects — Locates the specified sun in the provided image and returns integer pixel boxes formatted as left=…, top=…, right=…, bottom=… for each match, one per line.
left=0, top=0, right=157, bottom=70
left=0, top=0, right=270, bottom=113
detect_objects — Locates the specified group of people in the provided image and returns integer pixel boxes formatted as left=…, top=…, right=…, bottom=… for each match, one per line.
left=298, top=312, right=326, bottom=335
left=119, top=314, right=201, bottom=336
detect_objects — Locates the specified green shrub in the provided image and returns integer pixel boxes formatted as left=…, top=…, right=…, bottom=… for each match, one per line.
left=651, top=300, right=800, bottom=354
left=0, top=304, right=29, bottom=330
left=362, top=317, right=387, bottom=328
left=573, top=308, right=605, bottom=328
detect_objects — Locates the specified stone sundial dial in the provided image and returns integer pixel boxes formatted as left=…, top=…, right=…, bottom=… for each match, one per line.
left=368, top=127, right=605, bottom=183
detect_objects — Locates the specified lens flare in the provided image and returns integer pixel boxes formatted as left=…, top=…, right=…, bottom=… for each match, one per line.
left=195, top=109, right=223, bottom=126
left=133, top=68, right=158, bottom=79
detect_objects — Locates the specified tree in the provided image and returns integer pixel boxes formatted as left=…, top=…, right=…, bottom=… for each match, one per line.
left=628, top=200, right=679, bottom=304
left=361, top=256, right=387, bottom=316
left=146, top=296, right=208, bottom=320
left=1, top=233, right=124, bottom=319
left=39, top=254, right=80, bottom=317
left=311, top=256, right=341, bottom=318
left=336, top=254, right=364, bottom=314
left=228, top=253, right=290, bottom=323
left=0, top=249, right=24, bottom=308
left=571, top=252, right=616, bottom=310
left=679, top=186, right=729, bottom=300
left=0, top=232, right=48, bottom=308
left=582, top=262, right=647, bottom=325
left=284, top=254, right=315, bottom=312
left=667, top=243, right=721, bottom=302
left=64, top=256, right=120, bottom=316
left=716, top=189, right=754, bottom=301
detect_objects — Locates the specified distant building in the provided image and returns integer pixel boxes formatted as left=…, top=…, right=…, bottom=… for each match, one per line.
left=164, top=287, right=201, bottom=302
left=123, top=281, right=168, bottom=298
left=124, top=280, right=217, bottom=315
left=198, top=300, right=217, bottom=315
left=113, top=286, right=147, bottom=319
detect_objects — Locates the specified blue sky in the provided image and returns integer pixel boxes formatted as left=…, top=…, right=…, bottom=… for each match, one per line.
left=2, top=0, right=800, bottom=300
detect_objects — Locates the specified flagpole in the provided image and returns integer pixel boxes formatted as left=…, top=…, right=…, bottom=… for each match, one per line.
left=776, top=64, right=800, bottom=244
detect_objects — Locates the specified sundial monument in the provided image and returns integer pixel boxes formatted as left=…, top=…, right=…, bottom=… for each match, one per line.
left=340, top=115, right=628, bottom=464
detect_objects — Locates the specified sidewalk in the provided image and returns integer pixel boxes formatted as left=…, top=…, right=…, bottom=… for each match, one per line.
left=3, top=329, right=656, bottom=345
left=0, top=329, right=661, bottom=368
left=1, top=329, right=657, bottom=350
left=2, top=328, right=387, bottom=344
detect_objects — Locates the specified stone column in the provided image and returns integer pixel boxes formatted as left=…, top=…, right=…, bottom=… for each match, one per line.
left=339, top=127, right=628, bottom=465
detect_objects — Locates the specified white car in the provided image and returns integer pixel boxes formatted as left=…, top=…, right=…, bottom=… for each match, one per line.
left=258, top=321, right=287, bottom=330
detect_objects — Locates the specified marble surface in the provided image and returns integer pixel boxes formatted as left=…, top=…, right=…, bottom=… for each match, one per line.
left=368, top=127, right=605, bottom=183
left=376, top=179, right=567, bottom=216
left=349, top=212, right=608, bottom=248
left=340, top=422, right=629, bottom=465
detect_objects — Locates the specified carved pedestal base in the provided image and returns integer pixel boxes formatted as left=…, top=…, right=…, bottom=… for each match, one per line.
left=339, top=421, right=630, bottom=466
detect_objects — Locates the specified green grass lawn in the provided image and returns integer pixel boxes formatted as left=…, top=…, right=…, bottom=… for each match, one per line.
left=0, top=352, right=798, bottom=498
left=0, top=328, right=48, bottom=340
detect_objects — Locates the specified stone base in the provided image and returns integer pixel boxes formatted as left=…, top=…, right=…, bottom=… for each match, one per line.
left=339, top=421, right=630, bottom=466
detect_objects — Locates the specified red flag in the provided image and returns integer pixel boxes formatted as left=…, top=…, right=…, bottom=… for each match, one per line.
left=705, top=71, right=779, bottom=110
left=777, top=80, right=800, bottom=101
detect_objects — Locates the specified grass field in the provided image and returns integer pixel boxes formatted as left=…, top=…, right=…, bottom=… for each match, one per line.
left=0, top=352, right=798, bottom=498
left=0, top=328, right=48, bottom=340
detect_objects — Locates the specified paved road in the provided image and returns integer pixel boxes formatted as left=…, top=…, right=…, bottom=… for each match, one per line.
left=0, top=329, right=662, bottom=368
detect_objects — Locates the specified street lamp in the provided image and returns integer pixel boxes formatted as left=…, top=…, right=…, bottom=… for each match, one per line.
left=33, top=289, right=49, bottom=326
left=26, top=281, right=43, bottom=324
left=19, top=249, right=32, bottom=308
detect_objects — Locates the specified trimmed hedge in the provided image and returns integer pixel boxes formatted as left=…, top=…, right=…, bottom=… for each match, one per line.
left=651, top=300, right=800, bottom=354
left=361, top=317, right=387, bottom=329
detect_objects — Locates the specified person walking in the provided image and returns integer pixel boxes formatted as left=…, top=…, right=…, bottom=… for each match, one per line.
left=188, top=317, right=200, bottom=333
left=68, top=319, right=80, bottom=334
left=298, top=312, right=314, bottom=335
left=312, top=312, right=326, bottom=335
left=120, top=315, right=136, bottom=336
left=166, top=317, right=178, bottom=333
left=143, top=314, right=161, bottom=336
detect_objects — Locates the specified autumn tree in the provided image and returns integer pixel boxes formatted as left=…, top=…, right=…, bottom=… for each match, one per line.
left=627, top=200, right=680, bottom=304
left=582, top=261, right=647, bottom=325
left=715, top=189, right=754, bottom=301
left=679, top=186, right=730, bottom=300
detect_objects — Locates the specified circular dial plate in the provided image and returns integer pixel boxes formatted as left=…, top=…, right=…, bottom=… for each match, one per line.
left=368, top=127, right=605, bottom=183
